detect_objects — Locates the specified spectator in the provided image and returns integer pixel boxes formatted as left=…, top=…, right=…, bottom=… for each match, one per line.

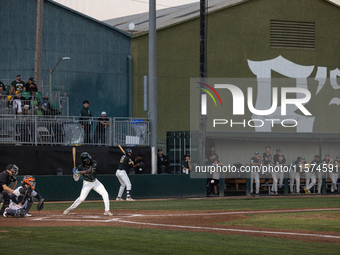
left=25, top=77, right=38, bottom=92
left=38, top=97, right=52, bottom=115
left=94, top=111, right=109, bottom=145
left=6, top=85, right=16, bottom=109
left=132, top=154, right=145, bottom=174
left=181, top=154, right=191, bottom=174
left=0, top=82, right=6, bottom=99
left=157, top=148, right=168, bottom=174
left=13, top=91, right=24, bottom=114
left=11, top=75, right=25, bottom=92
left=80, top=100, right=92, bottom=144
left=29, top=91, right=40, bottom=114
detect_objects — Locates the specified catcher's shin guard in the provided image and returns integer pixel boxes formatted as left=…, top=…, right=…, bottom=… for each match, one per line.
left=25, top=197, right=33, bottom=213
left=6, top=208, right=26, bottom=218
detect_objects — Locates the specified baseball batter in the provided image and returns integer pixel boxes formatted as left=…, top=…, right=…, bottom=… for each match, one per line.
left=116, top=148, right=134, bottom=201
left=3, top=175, right=44, bottom=218
left=63, top=152, right=113, bottom=216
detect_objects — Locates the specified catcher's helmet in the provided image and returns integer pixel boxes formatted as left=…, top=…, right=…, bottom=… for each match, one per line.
left=22, top=175, right=35, bottom=189
left=80, top=152, right=92, bottom=163
left=125, top=148, right=132, bottom=154
left=6, top=164, right=19, bottom=177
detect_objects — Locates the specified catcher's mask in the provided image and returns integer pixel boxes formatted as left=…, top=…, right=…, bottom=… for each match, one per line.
left=6, top=164, right=19, bottom=177
left=80, top=152, right=92, bottom=163
left=22, top=175, right=36, bottom=189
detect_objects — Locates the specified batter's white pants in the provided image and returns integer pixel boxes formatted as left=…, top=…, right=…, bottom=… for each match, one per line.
left=271, top=171, right=279, bottom=193
left=251, top=172, right=260, bottom=194
left=329, top=172, right=338, bottom=192
left=289, top=171, right=300, bottom=193
left=116, top=169, right=132, bottom=198
left=69, top=179, right=110, bottom=211
left=305, top=172, right=316, bottom=192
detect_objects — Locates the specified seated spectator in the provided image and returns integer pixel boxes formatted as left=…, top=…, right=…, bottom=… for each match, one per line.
left=157, top=148, right=168, bottom=174
left=132, top=154, right=145, bottom=174
left=6, top=85, right=16, bottom=109
left=11, top=75, right=25, bottom=92
left=0, top=82, right=6, bottom=99
left=25, top=77, right=38, bottom=92
left=181, top=154, right=191, bottom=174
left=29, top=91, right=40, bottom=114
left=94, top=111, right=109, bottom=145
left=38, top=96, right=60, bottom=116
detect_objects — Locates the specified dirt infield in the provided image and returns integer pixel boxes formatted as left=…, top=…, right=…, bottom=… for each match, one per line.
left=2, top=207, right=340, bottom=244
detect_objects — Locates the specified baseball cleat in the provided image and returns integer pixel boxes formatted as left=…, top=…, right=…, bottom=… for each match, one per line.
left=3, top=208, right=8, bottom=218
left=63, top=208, right=72, bottom=215
left=116, top=197, right=123, bottom=201
left=126, top=197, right=135, bottom=201
left=304, top=188, right=308, bottom=194
left=104, top=211, right=113, bottom=216
left=25, top=213, right=32, bottom=217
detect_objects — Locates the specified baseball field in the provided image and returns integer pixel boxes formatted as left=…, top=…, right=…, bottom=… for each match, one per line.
left=1, top=196, right=340, bottom=254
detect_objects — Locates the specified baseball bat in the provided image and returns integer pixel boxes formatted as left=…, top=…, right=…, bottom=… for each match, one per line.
left=72, top=147, right=76, bottom=168
left=118, top=144, right=125, bottom=155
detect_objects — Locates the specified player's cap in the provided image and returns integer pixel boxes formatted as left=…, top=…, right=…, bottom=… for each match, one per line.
left=279, top=154, right=284, bottom=157
left=254, top=151, right=259, bottom=155
left=300, top=156, right=305, bottom=160
left=213, top=158, right=219, bottom=163
left=15, top=91, right=20, bottom=94
left=184, top=154, right=190, bottom=158
left=101, top=111, right=106, bottom=115
left=16, top=74, right=21, bottom=77
left=325, top=153, right=330, bottom=157
left=29, top=77, right=34, bottom=81
left=315, top=155, right=320, bottom=158
left=276, top=148, right=281, bottom=151
left=158, top=148, right=162, bottom=151
left=83, top=100, right=89, bottom=104
left=336, top=155, right=340, bottom=159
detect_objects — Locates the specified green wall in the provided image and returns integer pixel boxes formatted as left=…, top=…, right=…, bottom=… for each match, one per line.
left=131, top=0, right=340, bottom=137
left=15, top=175, right=206, bottom=201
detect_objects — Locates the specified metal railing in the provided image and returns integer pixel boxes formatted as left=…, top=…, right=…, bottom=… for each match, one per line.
left=0, top=115, right=149, bottom=146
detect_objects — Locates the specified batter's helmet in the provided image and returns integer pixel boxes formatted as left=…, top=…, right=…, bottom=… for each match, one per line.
left=22, top=175, right=35, bottom=189
left=6, top=164, right=19, bottom=177
left=125, top=148, right=132, bottom=154
left=80, top=152, right=92, bottom=163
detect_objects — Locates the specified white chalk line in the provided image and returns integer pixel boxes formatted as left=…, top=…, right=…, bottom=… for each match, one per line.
left=30, top=207, right=340, bottom=239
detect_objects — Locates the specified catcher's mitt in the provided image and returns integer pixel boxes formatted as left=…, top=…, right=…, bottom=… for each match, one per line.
left=37, top=198, right=45, bottom=211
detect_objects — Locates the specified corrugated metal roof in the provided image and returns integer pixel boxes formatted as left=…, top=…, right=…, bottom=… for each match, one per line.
left=103, top=0, right=340, bottom=35
left=103, top=0, right=249, bottom=34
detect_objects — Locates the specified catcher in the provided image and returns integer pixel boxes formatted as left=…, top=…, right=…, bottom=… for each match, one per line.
left=3, top=175, right=44, bottom=218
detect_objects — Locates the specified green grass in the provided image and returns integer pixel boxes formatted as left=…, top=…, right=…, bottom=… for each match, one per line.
left=0, top=226, right=339, bottom=255
left=218, top=211, right=340, bottom=232
left=42, top=196, right=340, bottom=212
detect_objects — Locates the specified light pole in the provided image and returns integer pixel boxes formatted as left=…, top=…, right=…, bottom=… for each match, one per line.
left=49, top=57, right=70, bottom=97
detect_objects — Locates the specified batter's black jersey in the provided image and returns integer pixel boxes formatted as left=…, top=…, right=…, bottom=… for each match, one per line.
left=0, top=170, right=16, bottom=192
left=118, top=155, right=132, bottom=171
left=78, top=160, right=97, bottom=182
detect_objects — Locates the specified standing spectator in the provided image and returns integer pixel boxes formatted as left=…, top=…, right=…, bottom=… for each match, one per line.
left=132, top=154, right=145, bottom=174
left=11, top=75, right=25, bottom=92
left=181, top=154, right=191, bottom=174
left=157, top=148, right=168, bottom=174
left=80, top=100, right=92, bottom=144
left=0, top=164, right=19, bottom=215
left=25, top=77, right=38, bottom=92
left=94, top=111, right=109, bottom=145
left=13, top=91, right=24, bottom=114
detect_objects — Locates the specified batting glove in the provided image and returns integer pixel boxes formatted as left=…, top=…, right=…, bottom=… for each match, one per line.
left=73, top=168, right=80, bottom=175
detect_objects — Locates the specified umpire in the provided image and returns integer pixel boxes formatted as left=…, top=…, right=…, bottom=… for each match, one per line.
left=0, top=164, right=19, bottom=214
